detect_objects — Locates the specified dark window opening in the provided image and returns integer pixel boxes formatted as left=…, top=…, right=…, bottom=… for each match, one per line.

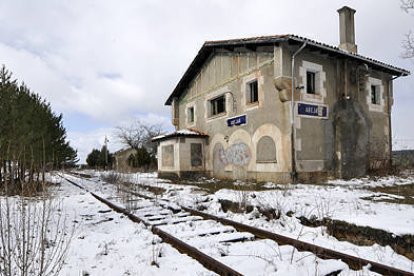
left=210, top=95, right=226, bottom=116
left=247, top=80, right=258, bottom=103
left=371, top=85, right=380, bottom=105
left=306, top=71, right=316, bottom=94
left=188, top=106, right=194, bottom=123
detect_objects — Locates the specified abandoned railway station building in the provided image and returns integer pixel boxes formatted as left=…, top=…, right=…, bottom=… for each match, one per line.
left=153, top=6, right=409, bottom=183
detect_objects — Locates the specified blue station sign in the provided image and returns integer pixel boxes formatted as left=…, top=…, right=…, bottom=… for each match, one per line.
left=227, top=114, right=247, bottom=127
left=297, top=102, right=328, bottom=119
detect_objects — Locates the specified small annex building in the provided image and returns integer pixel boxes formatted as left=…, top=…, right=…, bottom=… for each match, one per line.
left=113, top=147, right=137, bottom=173
left=153, top=6, right=409, bottom=183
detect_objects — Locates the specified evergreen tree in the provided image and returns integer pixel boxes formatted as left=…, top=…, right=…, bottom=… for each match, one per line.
left=128, top=147, right=156, bottom=170
left=86, top=149, right=100, bottom=168
left=86, top=147, right=113, bottom=169
left=0, top=65, right=77, bottom=188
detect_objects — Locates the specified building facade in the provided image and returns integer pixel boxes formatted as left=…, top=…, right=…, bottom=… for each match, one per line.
left=153, top=7, right=409, bottom=183
left=113, top=147, right=137, bottom=173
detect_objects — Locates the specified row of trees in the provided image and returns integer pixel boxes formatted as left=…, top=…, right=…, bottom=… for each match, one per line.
left=85, top=121, right=163, bottom=171
left=86, top=145, right=113, bottom=169
left=0, top=65, right=76, bottom=275
left=0, top=65, right=78, bottom=190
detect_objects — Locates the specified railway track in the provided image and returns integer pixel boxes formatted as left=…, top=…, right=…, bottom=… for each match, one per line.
left=61, top=173, right=414, bottom=276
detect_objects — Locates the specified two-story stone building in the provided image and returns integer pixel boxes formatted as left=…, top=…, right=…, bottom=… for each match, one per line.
left=153, top=6, right=409, bottom=183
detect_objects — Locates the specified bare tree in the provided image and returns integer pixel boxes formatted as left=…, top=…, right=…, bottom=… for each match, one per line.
left=401, top=0, right=414, bottom=12
left=401, top=0, right=414, bottom=58
left=116, top=120, right=164, bottom=156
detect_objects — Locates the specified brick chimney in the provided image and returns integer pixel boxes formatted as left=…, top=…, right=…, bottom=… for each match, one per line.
left=337, top=6, right=357, bottom=53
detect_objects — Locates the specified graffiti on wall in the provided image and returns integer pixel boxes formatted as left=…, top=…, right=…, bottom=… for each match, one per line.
left=215, top=142, right=251, bottom=166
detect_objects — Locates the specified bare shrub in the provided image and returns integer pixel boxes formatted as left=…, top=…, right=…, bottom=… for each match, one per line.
left=0, top=194, right=74, bottom=276
left=101, top=171, right=122, bottom=185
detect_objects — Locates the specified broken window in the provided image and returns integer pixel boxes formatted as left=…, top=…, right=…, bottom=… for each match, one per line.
left=191, top=143, right=203, bottom=167
left=247, top=80, right=258, bottom=104
left=306, top=71, right=316, bottom=94
left=209, top=95, right=226, bottom=116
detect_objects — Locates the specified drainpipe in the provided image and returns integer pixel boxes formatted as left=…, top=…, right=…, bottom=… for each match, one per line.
left=290, top=42, right=307, bottom=183
left=388, top=74, right=403, bottom=170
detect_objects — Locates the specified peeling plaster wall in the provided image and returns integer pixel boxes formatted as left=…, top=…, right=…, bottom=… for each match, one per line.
left=294, top=53, right=336, bottom=173
left=114, top=148, right=137, bottom=173
left=167, top=43, right=395, bottom=182
left=176, top=46, right=293, bottom=181
left=157, top=137, right=208, bottom=177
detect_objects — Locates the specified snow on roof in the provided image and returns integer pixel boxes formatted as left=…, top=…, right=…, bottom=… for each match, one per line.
left=152, top=128, right=208, bottom=142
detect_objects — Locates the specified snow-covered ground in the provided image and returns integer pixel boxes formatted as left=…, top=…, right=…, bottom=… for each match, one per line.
left=57, top=174, right=351, bottom=275
left=50, top=175, right=216, bottom=276
left=6, top=171, right=410, bottom=275
left=92, top=171, right=414, bottom=273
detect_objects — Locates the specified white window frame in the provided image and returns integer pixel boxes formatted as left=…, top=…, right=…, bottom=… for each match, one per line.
left=209, top=95, right=226, bottom=117
left=299, top=61, right=326, bottom=104
left=241, top=73, right=264, bottom=111
left=366, top=77, right=384, bottom=112
left=205, top=87, right=230, bottom=121
left=246, top=79, right=259, bottom=104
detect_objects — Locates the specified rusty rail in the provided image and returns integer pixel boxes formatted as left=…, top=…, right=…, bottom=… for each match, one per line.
left=121, top=188, right=414, bottom=276
left=62, top=175, right=243, bottom=276
left=63, top=174, right=414, bottom=276
left=184, top=208, right=413, bottom=276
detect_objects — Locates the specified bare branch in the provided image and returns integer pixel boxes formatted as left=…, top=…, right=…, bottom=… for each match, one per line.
left=401, top=0, right=414, bottom=13
left=402, top=31, right=414, bottom=58
left=115, top=121, right=147, bottom=150
left=115, top=120, right=165, bottom=153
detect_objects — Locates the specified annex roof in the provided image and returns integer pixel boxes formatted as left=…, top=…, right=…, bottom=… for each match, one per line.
left=165, top=34, right=410, bottom=105
left=152, top=129, right=209, bottom=142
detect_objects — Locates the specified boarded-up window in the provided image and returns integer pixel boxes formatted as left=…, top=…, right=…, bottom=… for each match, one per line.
left=162, top=145, right=174, bottom=167
left=257, top=136, right=277, bottom=162
left=191, top=143, right=203, bottom=167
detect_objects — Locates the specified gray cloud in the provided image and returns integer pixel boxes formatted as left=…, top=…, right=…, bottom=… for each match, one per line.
left=1, top=0, right=413, bottom=160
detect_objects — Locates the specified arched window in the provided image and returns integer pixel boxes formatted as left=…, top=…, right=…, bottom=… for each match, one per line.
left=256, top=136, right=277, bottom=162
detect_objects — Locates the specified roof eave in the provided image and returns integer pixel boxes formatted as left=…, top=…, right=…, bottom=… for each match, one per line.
left=287, top=36, right=410, bottom=76
left=165, top=35, right=410, bottom=105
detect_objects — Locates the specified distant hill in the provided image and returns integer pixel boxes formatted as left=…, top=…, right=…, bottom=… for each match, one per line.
left=393, top=150, right=414, bottom=168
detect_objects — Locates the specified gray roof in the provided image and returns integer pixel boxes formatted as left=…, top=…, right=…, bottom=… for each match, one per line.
left=165, top=34, right=410, bottom=105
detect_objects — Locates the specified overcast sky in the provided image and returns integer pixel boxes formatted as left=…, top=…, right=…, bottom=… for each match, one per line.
left=1, top=0, right=413, bottom=162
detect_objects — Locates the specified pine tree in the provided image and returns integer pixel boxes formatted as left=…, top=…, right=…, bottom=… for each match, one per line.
left=0, top=65, right=77, bottom=189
